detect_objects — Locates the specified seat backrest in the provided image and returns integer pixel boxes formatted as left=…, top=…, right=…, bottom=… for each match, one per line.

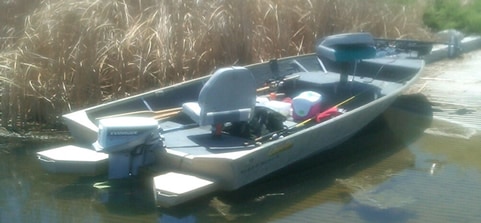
left=316, top=32, right=376, bottom=62
left=197, top=66, right=256, bottom=125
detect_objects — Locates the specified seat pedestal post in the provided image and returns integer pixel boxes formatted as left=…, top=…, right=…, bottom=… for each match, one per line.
left=339, top=62, right=350, bottom=85
left=212, top=124, right=223, bottom=137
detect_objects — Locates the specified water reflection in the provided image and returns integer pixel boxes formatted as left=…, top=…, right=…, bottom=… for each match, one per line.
left=421, top=119, right=481, bottom=170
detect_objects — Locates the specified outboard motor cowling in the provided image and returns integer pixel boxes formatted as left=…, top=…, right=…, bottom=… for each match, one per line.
left=93, top=116, right=164, bottom=179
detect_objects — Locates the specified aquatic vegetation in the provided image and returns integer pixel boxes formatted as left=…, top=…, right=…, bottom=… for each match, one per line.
left=336, top=169, right=416, bottom=212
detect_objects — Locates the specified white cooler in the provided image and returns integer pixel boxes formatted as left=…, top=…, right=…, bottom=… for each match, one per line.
left=292, top=91, right=322, bottom=121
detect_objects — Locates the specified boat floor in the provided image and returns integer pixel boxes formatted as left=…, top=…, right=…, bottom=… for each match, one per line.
left=161, top=119, right=255, bottom=155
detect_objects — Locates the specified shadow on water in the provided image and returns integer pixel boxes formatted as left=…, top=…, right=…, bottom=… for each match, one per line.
left=159, top=93, right=433, bottom=223
left=95, top=178, right=158, bottom=215
left=48, top=173, right=158, bottom=217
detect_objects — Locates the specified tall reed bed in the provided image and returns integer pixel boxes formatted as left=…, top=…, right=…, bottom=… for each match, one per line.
left=0, top=0, right=430, bottom=130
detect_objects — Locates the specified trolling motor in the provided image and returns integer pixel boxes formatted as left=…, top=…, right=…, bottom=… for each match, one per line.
left=437, top=29, right=464, bottom=58
left=93, top=116, right=164, bottom=179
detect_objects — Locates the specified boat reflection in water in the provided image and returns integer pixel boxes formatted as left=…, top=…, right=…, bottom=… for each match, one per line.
left=156, top=93, right=433, bottom=222
left=8, top=91, right=481, bottom=223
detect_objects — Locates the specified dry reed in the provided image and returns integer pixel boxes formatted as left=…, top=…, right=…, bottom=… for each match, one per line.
left=0, top=0, right=431, bottom=130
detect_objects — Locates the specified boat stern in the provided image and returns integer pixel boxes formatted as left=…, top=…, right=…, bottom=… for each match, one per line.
left=36, top=145, right=108, bottom=175
left=153, top=172, right=218, bottom=208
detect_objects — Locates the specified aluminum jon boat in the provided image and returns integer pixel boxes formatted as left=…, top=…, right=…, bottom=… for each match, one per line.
left=36, top=32, right=426, bottom=207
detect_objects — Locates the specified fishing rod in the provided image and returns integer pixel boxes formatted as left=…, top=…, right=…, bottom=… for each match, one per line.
left=295, top=95, right=355, bottom=127
left=99, top=77, right=301, bottom=121
left=95, top=107, right=182, bottom=120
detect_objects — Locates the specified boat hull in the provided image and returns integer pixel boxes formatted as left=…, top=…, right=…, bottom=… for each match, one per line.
left=158, top=85, right=400, bottom=191
left=37, top=35, right=425, bottom=207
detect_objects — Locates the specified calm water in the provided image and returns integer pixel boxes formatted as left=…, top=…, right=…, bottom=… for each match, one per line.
left=1, top=93, right=481, bottom=223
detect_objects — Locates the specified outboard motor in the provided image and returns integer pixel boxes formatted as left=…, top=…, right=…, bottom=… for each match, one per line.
left=436, top=29, right=464, bottom=58
left=93, top=116, right=164, bottom=179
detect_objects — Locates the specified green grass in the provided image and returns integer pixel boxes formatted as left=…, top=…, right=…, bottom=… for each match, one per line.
left=423, top=0, right=481, bottom=34
left=0, top=0, right=430, bottom=130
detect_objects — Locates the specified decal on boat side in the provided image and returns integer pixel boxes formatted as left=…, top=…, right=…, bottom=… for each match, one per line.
left=268, top=142, right=293, bottom=156
left=108, top=130, right=139, bottom=136
left=239, top=142, right=294, bottom=178
left=239, top=155, right=280, bottom=175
